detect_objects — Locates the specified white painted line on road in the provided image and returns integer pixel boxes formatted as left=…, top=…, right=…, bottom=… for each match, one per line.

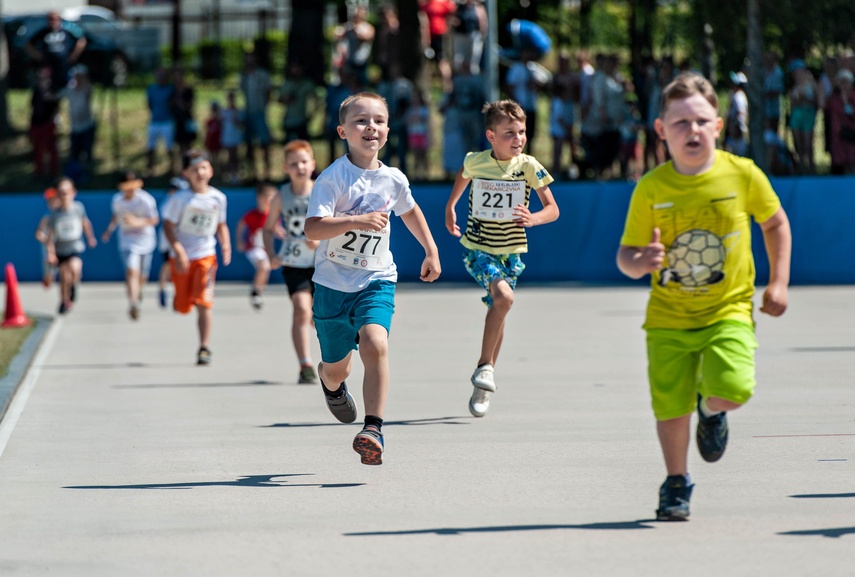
left=0, top=317, right=63, bottom=460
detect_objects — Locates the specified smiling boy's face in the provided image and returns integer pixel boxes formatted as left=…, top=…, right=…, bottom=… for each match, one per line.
left=337, top=97, right=390, bottom=159
left=655, top=93, right=722, bottom=176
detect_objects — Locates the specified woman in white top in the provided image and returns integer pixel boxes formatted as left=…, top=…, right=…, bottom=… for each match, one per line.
left=101, top=171, right=160, bottom=320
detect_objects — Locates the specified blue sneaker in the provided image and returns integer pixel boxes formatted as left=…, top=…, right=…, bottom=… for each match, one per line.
left=696, top=395, right=729, bottom=462
left=352, top=425, right=384, bottom=465
left=159, top=289, right=168, bottom=309
left=656, top=474, right=694, bottom=521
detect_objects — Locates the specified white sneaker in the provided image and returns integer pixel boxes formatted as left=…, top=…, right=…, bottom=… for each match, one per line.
left=469, top=364, right=496, bottom=418
left=469, top=387, right=492, bottom=418
left=471, top=363, right=496, bottom=392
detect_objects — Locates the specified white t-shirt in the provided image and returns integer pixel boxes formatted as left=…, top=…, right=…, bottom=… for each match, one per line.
left=111, top=189, right=158, bottom=254
left=307, top=155, right=416, bottom=292
left=162, top=187, right=227, bottom=261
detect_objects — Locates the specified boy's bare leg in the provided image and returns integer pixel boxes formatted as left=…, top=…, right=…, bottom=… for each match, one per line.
left=253, top=261, right=270, bottom=293
left=657, top=415, right=691, bottom=476
left=291, top=291, right=314, bottom=362
left=197, top=305, right=212, bottom=349
left=478, top=278, right=514, bottom=366
left=357, top=324, right=390, bottom=419
left=126, top=268, right=140, bottom=304
left=318, top=353, right=354, bottom=392
left=59, top=262, right=71, bottom=305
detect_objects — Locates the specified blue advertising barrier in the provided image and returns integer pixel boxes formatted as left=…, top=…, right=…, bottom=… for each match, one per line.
left=1, top=177, right=852, bottom=285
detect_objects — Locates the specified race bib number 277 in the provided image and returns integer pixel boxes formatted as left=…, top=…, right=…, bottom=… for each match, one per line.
left=326, top=227, right=391, bottom=271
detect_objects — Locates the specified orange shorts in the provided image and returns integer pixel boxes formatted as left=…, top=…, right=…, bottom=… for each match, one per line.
left=170, top=254, right=217, bottom=313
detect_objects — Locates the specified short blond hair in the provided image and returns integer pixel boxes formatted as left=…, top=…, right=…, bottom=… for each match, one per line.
left=660, top=72, right=719, bottom=116
left=482, top=99, right=526, bottom=131
left=339, top=92, right=389, bottom=125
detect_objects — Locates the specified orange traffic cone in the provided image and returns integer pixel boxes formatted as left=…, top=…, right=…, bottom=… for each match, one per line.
left=2, top=263, right=30, bottom=328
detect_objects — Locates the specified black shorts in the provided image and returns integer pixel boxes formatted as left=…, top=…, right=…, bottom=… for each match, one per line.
left=282, top=266, right=315, bottom=296
left=56, top=252, right=82, bottom=265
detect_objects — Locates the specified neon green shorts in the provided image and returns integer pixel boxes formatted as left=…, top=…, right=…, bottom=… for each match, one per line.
left=646, top=320, right=758, bottom=421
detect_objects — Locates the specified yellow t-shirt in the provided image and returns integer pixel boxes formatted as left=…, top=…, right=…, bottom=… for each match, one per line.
left=460, top=150, right=554, bottom=255
left=620, top=150, right=781, bottom=330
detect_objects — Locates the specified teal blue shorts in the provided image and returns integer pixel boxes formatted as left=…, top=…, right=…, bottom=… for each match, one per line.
left=646, top=320, right=758, bottom=421
left=312, top=280, right=395, bottom=363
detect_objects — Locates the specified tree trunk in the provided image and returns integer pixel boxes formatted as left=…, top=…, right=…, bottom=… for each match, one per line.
left=396, top=0, right=423, bottom=84
left=746, top=0, right=767, bottom=172
left=579, top=0, right=593, bottom=48
left=287, top=0, right=326, bottom=86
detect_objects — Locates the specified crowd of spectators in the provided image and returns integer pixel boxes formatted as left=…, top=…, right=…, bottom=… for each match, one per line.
left=18, top=3, right=855, bottom=186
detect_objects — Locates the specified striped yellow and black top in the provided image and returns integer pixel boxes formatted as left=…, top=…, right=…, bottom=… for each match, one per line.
left=460, top=150, right=554, bottom=255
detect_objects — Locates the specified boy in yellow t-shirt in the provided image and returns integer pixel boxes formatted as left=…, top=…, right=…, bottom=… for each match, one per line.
left=617, top=73, right=791, bottom=521
left=445, top=99, right=560, bottom=418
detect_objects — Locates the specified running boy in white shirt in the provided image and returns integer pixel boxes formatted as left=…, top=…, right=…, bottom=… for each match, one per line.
left=101, top=171, right=159, bottom=320
left=162, top=150, right=231, bottom=365
left=304, top=92, right=441, bottom=465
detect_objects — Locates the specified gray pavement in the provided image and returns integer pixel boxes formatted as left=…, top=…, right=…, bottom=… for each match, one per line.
left=0, top=281, right=853, bottom=576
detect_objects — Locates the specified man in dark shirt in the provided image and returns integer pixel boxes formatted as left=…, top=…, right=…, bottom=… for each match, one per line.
left=25, top=10, right=87, bottom=91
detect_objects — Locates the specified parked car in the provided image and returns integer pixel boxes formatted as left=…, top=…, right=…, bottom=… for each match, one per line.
left=3, top=8, right=159, bottom=89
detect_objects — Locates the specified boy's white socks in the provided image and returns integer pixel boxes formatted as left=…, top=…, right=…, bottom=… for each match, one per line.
left=699, top=397, right=723, bottom=418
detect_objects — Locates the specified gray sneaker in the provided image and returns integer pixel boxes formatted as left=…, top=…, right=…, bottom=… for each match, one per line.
left=298, top=365, right=319, bottom=384
left=319, top=363, right=357, bottom=423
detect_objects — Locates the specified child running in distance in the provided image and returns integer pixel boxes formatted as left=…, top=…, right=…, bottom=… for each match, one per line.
left=35, top=187, right=60, bottom=288
left=236, top=184, right=276, bottom=309
left=264, top=139, right=320, bottom=384
left=101, top=171, right=159, bottom=320
left=45, top=177, right=97, bottom=314
left=162, top=150, right=231, bottom=365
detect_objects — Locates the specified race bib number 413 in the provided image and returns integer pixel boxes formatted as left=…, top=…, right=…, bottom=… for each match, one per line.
left=178, top=205, right=219, bottom=237
left=326, top=227, right=391, bottom=271
left=471, top=179, right=526, bottom=221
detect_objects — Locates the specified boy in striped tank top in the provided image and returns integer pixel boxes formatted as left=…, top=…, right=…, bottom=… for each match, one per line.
left=445, top=99, right=560, bottom=418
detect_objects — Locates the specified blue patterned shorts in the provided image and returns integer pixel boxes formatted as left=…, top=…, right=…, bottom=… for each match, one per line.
left=463, top=249, right=525, bottom=307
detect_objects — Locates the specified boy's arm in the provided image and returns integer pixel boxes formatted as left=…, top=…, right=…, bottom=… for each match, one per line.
left=35, top=215, right=50, bottom=243
left=513, top=184, right=560, bottom=228
left=400, top=204, right=441, bottom=282
left=758, top=207, right=791, bottom=316
left=163, top=220, right=188, bottom=274
left=235, top=219, right=247, bottom=252
left=304, top=212, right=389, bottom=241
left=445, top=167, right=471, bottom=237
left=616, top=228, right=665, bottom=279
left=83, top=218, right=97, bottom=248
left=217, top=222, right=232, bottom=266
left=101, top=214, right=119, bottom=243
left=262, top=194, right=282, bottom=265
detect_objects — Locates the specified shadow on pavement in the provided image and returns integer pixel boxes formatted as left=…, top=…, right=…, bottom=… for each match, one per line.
left=265, top=416, right=471, bottom=428
left=778, top=526, right=855, bottom=538
left=113, top=380, right=282, bottom=389
left=345, top=519, right=659, bottom=536
left=64, top=474, right=364, bottom=490
left=790, top=492, right=855, bottom=499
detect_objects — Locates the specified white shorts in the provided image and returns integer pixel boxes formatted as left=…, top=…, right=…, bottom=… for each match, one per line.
left=244, top=247, right=269, bottom=269
left=120, top=249, right=154, bottom=279
left=147, top=121, right=176, bottom=151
